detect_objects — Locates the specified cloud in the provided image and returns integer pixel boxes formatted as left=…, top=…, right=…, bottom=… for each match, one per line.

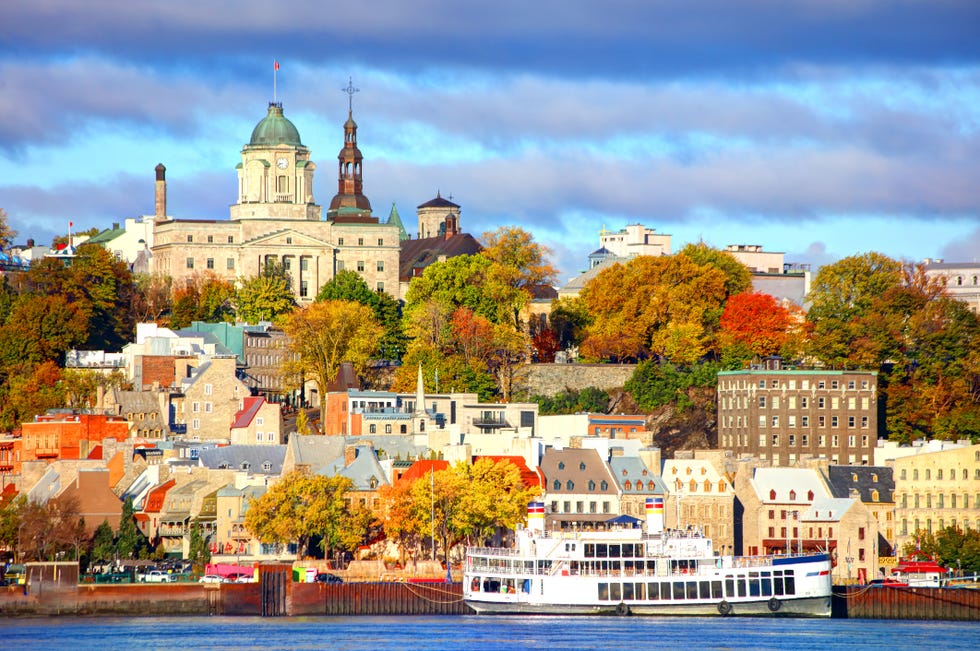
left=941, top=227, right=980, bottom=263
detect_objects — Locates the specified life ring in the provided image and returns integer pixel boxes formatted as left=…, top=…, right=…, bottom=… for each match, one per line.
left=615, top=602, right=630, bottom=616
left=717, top=600, right=732, bottom=616
left=767, top=597, right=781, bottom=613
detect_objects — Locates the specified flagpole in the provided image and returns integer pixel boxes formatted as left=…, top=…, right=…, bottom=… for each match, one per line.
left=273, top=61, right=278, bottom=104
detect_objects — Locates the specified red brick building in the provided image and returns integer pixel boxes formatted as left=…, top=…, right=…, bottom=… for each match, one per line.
left=13, top=412, right=130, bottom=474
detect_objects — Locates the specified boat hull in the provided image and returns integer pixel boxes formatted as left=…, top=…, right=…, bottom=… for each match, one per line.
left=465, top=594, right=831, bottom=617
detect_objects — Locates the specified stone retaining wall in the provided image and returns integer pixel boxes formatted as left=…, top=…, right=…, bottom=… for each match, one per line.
left=514, top=363, right=636, bottom=397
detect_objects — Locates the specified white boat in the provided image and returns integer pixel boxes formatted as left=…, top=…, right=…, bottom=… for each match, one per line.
left=464, top=498, right=832, bottom=617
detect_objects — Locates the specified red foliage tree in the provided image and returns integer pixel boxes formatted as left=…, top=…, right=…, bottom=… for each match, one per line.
left=719, top=292, right=792, bottom=358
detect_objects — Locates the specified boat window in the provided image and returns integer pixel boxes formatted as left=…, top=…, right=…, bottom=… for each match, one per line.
left=598, top=583, right=610, bottom=601
left=712, top=581, right=723, bottom=599
left=521, top=579, right=531, bottom=594
left=737, top=578, right=747, bottom=597
left=773, top=571, right=785, bottom=596
left=609, top=544, right=621, bottom=558
left=748, top=572, right=761, bottom=597
left=482, top=578, right=500, bottom=593
left=699, top=581, right=711, bottom=599
left=761, top=573, right=773, bottom=597
left=686, top=582, right=698, bottom=599
left=647, top=582, right=660, bottom=600
left=610, top=583, right=622, bottom=601
left=585, top=544, right=595, bottom=558
left=623, top=582, right=635, bottom=600
left=673, top=583, right=686, bottom=600
left=784, top=573, right=795, bottom=595
left=725, top=578, right=735, bottom=598
left=596, top=544, right=608, bottom=558
left=470, top=577, right=481, bottom=592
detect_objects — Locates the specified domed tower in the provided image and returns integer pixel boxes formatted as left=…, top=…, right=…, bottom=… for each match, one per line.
left=230, top=102, right=320, bottom=221
left=327, top=108, right=375, bottom=222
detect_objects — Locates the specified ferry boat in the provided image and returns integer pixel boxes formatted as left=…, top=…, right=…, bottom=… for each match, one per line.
left=464, top=498, right=832, bottom=617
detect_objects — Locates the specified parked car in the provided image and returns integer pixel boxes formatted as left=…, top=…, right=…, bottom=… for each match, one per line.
left=141, top=570, right=176, bottom=583
left=315, top=573, right=343, bottom=584
left=199, top=574, right=225, bottom=584
left=233, top=574, right=255, bottom=583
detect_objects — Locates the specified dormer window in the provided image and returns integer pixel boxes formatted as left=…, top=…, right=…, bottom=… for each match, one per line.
left=553, top=480, right=560, bottom=490
left=624, top=481, right=631, bottom=490
left=579, top=462, right=586, bottom=471
left=566, top=480, right=574, bottom=490
left=558, top=462, right=565, bottom=470
left=600, top=480, right=608, bottom=490
left=589, top=480, right=596, bottom=491
left=807, top=490, right=814, bottom=500
left=769, top=489, right=777, bottom=500
left=622, top=469, right=628, bottom=476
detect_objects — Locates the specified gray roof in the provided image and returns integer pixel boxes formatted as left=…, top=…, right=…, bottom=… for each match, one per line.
left=825, top=465, right=894, bottom=503
left=344, top=434, right=426, bottom=461
left=27, top=466, right=62, bottom=504
left=608, top=457, right=667, bottom=495
left=321, top=445, right=390, bottom=490
left=198, top=445, right=286, bottom=474
left=287, top=434, right=347, bottom=470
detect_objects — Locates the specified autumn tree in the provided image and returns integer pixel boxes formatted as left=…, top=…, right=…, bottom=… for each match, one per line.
left=0, top=295, right=88, bottom=370
left=245, top=471, right=369, bottom=560
left=546, top=296, right=592, bottom=352
left=718, top=292, right=793, bottom=361
left=281, top=300, right=383, bottom=402
left=15, top=495, right=85, bottom=562
left=0, top=361, right=66, bottom=432
left=236, top=259, right=296, bottom=324
left=374, top=478, right=427, bottom=565
left=479, top=226, right=558, bottom=328
left=579, top=254, right=728, bottom=363
left=169, top=272, right=235, bottom=329
left=317, top=270, right=405, bottom=360
left=131, top=273, right=173, bottom=324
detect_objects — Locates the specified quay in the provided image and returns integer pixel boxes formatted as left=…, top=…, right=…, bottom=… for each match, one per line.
left=2, top=563, right=977, bottom=620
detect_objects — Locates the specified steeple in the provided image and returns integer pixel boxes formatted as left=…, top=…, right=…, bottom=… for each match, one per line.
left=327, top=78, right=373, bottom=221
left=387, top=203, right=409, bottom=241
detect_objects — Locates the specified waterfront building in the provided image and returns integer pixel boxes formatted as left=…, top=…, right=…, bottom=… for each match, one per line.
left=824, top=465, right=896, bottom=556
left=892, top=443, right=980, bottom=553
left=661, top=456, right=735, bottom=554
left=717, top=359, right=879, bottom=465
left=538, top=446, right=621, bottom=528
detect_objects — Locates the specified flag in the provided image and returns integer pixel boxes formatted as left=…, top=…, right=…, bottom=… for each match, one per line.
left=274, top=60, right=280, bottom=71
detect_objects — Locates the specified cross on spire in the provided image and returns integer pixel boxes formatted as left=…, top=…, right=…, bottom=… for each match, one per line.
left=342, top=76, right=359, bottom=113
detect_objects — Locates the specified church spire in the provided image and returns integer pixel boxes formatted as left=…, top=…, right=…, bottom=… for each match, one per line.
left=327, top=77, right=373, bottom=220
left=415, top=364, right=426, bottom=416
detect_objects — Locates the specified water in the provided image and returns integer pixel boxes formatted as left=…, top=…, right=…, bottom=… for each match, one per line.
left=1, top=616, right=976, bottom=651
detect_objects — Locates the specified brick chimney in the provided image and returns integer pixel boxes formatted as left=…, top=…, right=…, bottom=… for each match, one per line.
left=344, top=445, right=359, bottom=466
left=154, top=163, right=167, bottom=222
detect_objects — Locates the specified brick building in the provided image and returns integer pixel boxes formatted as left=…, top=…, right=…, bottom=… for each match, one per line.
left=717, top=360, right=879, bottom=465
left=14, top=412, right=130, bottom=474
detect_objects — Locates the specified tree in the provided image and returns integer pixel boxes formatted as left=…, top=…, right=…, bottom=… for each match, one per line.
left=546, top=297, right=592, bottom=351
left=131, top=273, right=173, bottom=324
left=903, top=526, right=980, bottom=575
left=679, top=243, right=752, bottom=299
left=479, top=226, right=558, bottom=328
left=718, top=292, right=793, bottom=360
left=91, top=520, right=115, bottom=562
left=305, top=474, right=370, bottom=563
left=318, top=270, right=406, bottom=360
left=187, top=519, right=212, bottom=573
left=0, top=361, right=67, bottom=432
left=374, top=478, right=427, bottom=566
left=0, top=208, right=16, bottom=250
left=281, top=300, right=383, bottom=402
left=115, top=496, right=144, bottom=560
left=0, top=294, right=88, bottom=368
left=236, top=260, right=296, bottom=324
left=170, top=273, right=235, bottom=329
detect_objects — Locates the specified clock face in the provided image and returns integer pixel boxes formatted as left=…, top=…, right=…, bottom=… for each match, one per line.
left=277, top=157, right=288, bottom=169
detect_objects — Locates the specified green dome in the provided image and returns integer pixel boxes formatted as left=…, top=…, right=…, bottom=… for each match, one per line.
left=249, top=103, right=303, bottom=147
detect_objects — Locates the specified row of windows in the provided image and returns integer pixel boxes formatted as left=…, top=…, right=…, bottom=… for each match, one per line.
left=899, top=463, right=980, bottom=481
left=337, top=237, right=385, bottom=247
left=899, top=493, right=979, bottom=509
left=902, top=518, right=980, bottom=535
left=550, top=500, right=613, bottom=514
left=737, top=414, right=871, bottom=429
left=758, top=433, right=871, bottom=448
left=720, top=378, right=872, bottom=391
left=254, top=431, right=277, bottom=442
left=187, top=257, right=235, bottom=270
left=187, top=235, right=235, bottom=244
left=367, top=423, right=408, bottom=434
left=750, top=395, right=872, bottom=410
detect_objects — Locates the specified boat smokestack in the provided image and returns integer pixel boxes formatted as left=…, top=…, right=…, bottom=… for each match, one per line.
left=527, top=501, right=545, bottom=534
left=645, top=496, right=664, bottom=535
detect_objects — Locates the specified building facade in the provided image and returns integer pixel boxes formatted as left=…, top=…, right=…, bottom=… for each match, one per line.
left=150, top=102, right=401, bottom=300
left=717, top=365, right=879, bottom=465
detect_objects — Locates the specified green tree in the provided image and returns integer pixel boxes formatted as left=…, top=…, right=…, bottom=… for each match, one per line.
left=187, top=519, right=212, bottom=573
left=479, top=226, right=558, bottom=328
left=91, top=520, right=115, bottom=561
left=548, top=296, right=592, bottom=351
left=903, top=526, right=980, bottom=575
left=306, top=475, right=371, bottom=563
left=170, top=273, right=235, bottom=329
left=115, top=496, right=144, bottom=560
left=236, top=260, right=296, bottom=324
left=0, top=361, right=67, bottom=432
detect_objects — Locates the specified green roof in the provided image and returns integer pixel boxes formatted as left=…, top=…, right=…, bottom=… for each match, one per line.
left=87, top=227, right=125, bottom=244
left=387, top=202, right=409, bottom=241
left=249, top=103, right=302, bottom=147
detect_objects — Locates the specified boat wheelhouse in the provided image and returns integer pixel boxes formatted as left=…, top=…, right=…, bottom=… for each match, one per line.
left=464, top=497, right=832, bottom=617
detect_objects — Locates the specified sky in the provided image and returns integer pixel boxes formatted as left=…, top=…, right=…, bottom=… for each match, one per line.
left=1, top=1, right=979, bottom=285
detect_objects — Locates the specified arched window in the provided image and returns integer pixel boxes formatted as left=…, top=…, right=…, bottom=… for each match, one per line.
left=553, top=479, right=560, bottom=490
left=871, top=489, right=879, bottom=502
left=769, top=489, right=777, bottom=500
left=807, top=490, right=814, bottom=500
left=789, top=490, right=797, bottom=501
left=558, top=462, right=565, bottom=470
left=624, top=480, right=631, bottom=491
left=566, top=480, right=575, bottom=490
left=588, top=480, right=596, bottom=491
left=600, top=480, right=608, bottom=491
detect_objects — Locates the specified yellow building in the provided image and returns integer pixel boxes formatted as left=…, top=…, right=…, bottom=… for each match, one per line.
left=893, top=443, right=980, bottom=552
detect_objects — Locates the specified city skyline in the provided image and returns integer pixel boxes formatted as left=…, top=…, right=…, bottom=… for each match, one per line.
left=1, top=1, right=978, bottom=283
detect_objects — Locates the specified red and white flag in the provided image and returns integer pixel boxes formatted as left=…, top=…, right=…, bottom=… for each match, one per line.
left=274, top=60, right=280, bottom=71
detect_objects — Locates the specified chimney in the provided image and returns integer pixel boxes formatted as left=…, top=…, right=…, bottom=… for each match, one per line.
left=344, top=445, right=359, bottom=466
left=154, top=163, right=167, bottom=222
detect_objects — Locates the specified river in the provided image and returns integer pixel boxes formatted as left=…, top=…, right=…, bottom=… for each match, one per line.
left=1, top=615, right=976, bottom=651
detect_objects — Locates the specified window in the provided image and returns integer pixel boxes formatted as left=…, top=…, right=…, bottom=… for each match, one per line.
left=788, top=415, right=796, bottom=428
left=192, top=402, right=200, bottom=413
left=207, top=235, right=213, bottom=243
left=227, top=258, right=235, bottom=270
left=357, top=261, right=365, bottom=272
left=818, top=397, right=825, bottom=408
left=228, top=236, right=234, bottom=243
left=831, top=416, right=839, bottom=428
left=801, top=397, right=808, bottom=408
left=566, top=480, right=574, bottom=490
left=771, top=416, right=779, bottom=427
left=187, top=235, right=193, bottom=243
left=801, top=416, right=809, bottom=427
left=204, top=402, right=212, bottom=413
left=848, top=380, right=856, bottom=390
left=192, top=418, right=200, bottom=430
left=377, top=260, right=384, bottom=271
left=300, top=280, right=308, bottom=298
left=186, top=257, right=194, bottom=269
left=377, top=282, right=384, bottom=292
left=848, top=416, right=855, bottom=428
left=759, top=396, right=766, bottom=408
left=358, top=237, right=364, bottom=246
left=861, top=416, right=868, bottom=428
left=338, top=237, right=344, bottom=246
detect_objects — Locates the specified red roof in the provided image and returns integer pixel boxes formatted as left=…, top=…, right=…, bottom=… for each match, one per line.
left=87, top=445, right=103, bottom=460
left=397, top=459, right=450, bottom=484
left=144, top=479, right=176, bottom=513
left=231, top=396, right=265, bottom=429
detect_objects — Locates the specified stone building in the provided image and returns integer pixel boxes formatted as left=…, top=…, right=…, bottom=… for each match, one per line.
left=892, top=443, right=980, bottom=552
left=539, top=447, right=621, bottom=528
left=177, top=356, right=250, bottom=441
left=717, top=360, right=879, bottom=466
left=661, top=457, right=735, bottom=554
left=922, top=259, right=980, bottom=314
left=149, top=100, right=401, bottom=301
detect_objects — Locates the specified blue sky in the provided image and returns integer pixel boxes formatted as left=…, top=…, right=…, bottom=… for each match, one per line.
left=1, top=1, right=978, bottom=284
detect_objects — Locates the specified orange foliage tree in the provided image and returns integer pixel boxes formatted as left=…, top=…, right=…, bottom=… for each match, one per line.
left=718, top=292, right=792, bottom=358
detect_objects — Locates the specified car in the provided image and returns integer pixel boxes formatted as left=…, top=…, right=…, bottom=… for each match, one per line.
left=199, top=574, right=225, bottom=584
left=315, top=573, right=343, bottom=584
left=141, top=570, right=176, bottom=583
